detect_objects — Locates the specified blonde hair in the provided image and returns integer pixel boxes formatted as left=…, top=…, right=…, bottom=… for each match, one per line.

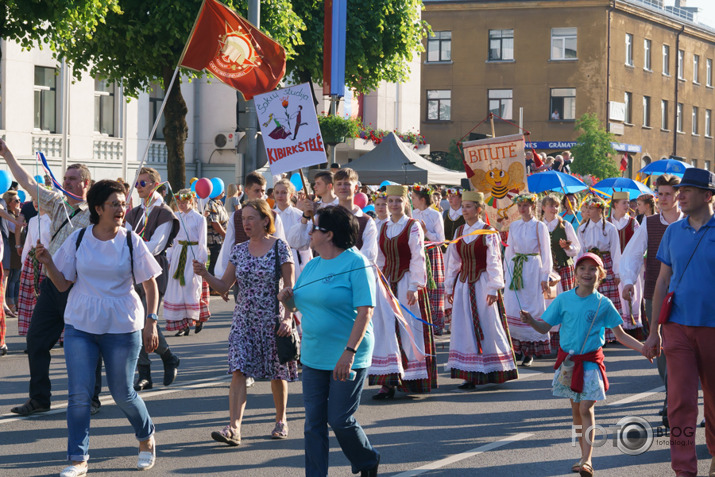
left=226, top=183, right=238, bottom=197
left=274, top=178, right=295, bottom=196
left=244, top=199, right=276, bottom=234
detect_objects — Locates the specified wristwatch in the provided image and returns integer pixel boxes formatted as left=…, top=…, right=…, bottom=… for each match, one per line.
left=146, top=313, right=159, bottom=322
left=344, top=346, right=357, bottom=354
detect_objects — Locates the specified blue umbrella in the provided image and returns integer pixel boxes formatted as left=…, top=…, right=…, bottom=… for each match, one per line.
left=638, top=159, right=692, bottom=177
left=527, top=171, right=588, bottom=194
left=592, top=177, right=652, bottom=200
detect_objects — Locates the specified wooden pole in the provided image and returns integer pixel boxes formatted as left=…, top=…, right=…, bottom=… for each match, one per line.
left=490, top=113, right=496, bottom=138
left=298, top=168, right=315, bottom=222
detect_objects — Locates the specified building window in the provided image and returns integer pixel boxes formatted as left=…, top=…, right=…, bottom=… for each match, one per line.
left=706, top=109, right=712, bottom=137
left=708, top=59, right=713, bottom=87
left=488, top=29, right=514, bottom=61
left=677, top=102, right=683, bottom=132
left=642, top=96, right=651, bottom=127
left=625, top=33, right=634, bottom=66
left=692, top=159, right=698, bottom=168
left=488, top=89, right=513, bottom=119
left=149, top=82, right=165, bottom=140
left=644, top=39, right=651, bottom=70
left=427, top=90, right=451, bottom=121
left=663, top=45, right=670, bottom=75
left=551, top=28, right=577, bottom=60
left=678, top=49, right=684, bottom=79
left=694, top=55, right=700, bottom=83
left=624, top=92, right=632, bottom=124
left=550, top=88, right=576, bottom=120
left=94, top=79, right=116, bottom=136
left=692, top=106, right=699, bottom=135
left=34, top=66, right=58, bottom=133
left=661, top=100, right=669, bottom=130
left=705, top=160, right=712, bottom=171
left=427, top=31, right=451, bottom=63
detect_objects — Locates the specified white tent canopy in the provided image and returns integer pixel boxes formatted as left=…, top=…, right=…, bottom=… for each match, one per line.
left=324, top=133, right=466, bottom=186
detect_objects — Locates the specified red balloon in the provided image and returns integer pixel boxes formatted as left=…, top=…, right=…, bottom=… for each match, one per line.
left=354, top=192, right=368, bottom=209
left=195, top=178, right=213, bottom=199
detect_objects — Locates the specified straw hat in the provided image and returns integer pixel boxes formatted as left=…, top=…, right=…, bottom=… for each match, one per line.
left=462, top=191, right=484, bottom=203
left=385, top=185, right=408, bottom=197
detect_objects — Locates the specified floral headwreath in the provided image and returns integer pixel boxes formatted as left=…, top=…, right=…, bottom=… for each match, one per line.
left=445, top=187, right=461, bottom=196
left=583, top=196, right=608, bottom=208
left=372, top=191, right=387, bottom=201
left=512, top=192, right=538, bottom=204
left=411, top=183, right=432, bottom=195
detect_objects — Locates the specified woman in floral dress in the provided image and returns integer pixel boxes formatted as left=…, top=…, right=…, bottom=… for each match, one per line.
left=194, top=199, right=297, bottom=445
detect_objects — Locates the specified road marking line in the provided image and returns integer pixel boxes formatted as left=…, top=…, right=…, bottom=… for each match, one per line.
left=607, top=386, right=665, bottom=406
left=0, top=375, right=232, bottom=424
left=392, top=432, right=533, bottom=477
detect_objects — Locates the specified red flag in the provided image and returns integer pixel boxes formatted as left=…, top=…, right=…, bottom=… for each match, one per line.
left=620, top=154, right=628, bottom=172
left=179, top=0, right=286, bottom=100
left=532, top=148, right=544, bottom=168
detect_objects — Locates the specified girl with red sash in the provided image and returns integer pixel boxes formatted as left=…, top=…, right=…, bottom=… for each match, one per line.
left=369, top=185, right=437, bottom=399
left=445, top=191, right=517, bottom=389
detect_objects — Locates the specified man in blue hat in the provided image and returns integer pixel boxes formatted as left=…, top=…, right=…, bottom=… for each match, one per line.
left=645, top=167, right=715, bottom=477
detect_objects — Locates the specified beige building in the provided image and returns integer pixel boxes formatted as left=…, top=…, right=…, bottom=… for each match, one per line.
left=421, top=0, right=715, bottom=176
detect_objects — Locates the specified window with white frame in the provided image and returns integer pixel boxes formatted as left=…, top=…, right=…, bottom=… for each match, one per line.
left=643, top=96, right=651, bottom=127
left=149, top=82, right=165, bottom=140
left=705, top=160, right=712, bottom=171
left=427, top=90, right=451, bottom=121
left=94, top=79, right=116, bottom=136
left=694, top=54, right=700, bottom=83
left=678, top=49, right=684, bottom=79
left=488, top=89, right=513, bottom=119
left=692, top=106, right=699, bottom=135
left=663, top=45, right=670, bottom=75
left=488, top=29, right=514, bottom=61
left=551, top=28, right=577, bottom=60
left=34, top=66, right=58, bottom=133
left=677, top=102, right=683, bottom=132
left=692, top=159, right=698, bottom=168
left=706, top=109, right=712, bottom=137
left=625, top=33, right=634, bottom=66
left=644, top=39, right=651, bottom=70
left=661, top=99, right=669, bottom=130
left=624, top=92, right=632, bottom=124
left=550, top=88, right=576, bottom=120
left=708, top=59, right=713, bottom=87
left=427, top=31, right=451, bottom=63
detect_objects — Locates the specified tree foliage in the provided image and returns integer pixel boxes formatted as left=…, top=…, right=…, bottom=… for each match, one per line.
left=570, top=113, right=621, bottom=179
left=289, top=0, right=429, bottom=93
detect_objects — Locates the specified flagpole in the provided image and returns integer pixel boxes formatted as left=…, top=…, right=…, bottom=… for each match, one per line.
left=126, top=66, right=181, bottom=202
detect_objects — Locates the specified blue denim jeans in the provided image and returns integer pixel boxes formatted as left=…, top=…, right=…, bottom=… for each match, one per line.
left=302, top=366, right=379, bottom=476
left=64, top=325, right=155, bottom=461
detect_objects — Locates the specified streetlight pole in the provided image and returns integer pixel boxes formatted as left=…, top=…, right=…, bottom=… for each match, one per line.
left=243, top=0, right=260, bottom=180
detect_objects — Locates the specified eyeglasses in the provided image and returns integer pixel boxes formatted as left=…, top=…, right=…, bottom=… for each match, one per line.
left=135, top=180, right=154, bottom=188
left=311, top=225, right=329, bottom=233
left=104, top=200, right=126, bottom=209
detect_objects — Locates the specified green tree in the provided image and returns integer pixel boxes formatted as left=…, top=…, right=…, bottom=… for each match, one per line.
left=52, top=0, right=305, bottom=190
left=570, top=113, right=621, bottom=179
left=289, top=0, right=428, bottom=93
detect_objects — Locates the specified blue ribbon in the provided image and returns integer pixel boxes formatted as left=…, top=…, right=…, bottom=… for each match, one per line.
left=37, top=152, right=83, bottom=201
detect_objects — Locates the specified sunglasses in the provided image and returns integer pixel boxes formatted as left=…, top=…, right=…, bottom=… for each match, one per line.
left=135, top=180, right=154, bottom=188
left=311, top=225, right=329, bottom=233
left=177, top=193, right=194, bottom=201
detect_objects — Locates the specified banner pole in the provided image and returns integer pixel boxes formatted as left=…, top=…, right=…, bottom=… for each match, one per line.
left=126, top=66, right=181, bottom=203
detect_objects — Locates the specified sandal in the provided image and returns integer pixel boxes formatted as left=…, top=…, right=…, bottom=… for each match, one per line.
left=271, top=420, right=288, bottom=439
left=11, top=399, right=50, bottom=416
left=571, top=461, right=582, bottom=473
left=211, top=425, right=240, bottom=446
left=579, top=462, right=594, bottom=477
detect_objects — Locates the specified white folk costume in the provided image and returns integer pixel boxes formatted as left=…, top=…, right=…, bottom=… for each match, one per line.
left=274, top=205, right=313, bottom=278
left=577, top=216, right=622, bottom=342
left=368, top=215, right=437, bottom=393
left=445, top=220, right=517, bottom=384
left=544, top=216, right=580, bottom=350
left=412, top=206, right=446, bottom=334
left=163, top=209, right=208, bottom=330
left=504, top=217, right=553, bottom=356
left=442, top=205, right=464, bottom=331
left=608, top=213, right=643, bottom=339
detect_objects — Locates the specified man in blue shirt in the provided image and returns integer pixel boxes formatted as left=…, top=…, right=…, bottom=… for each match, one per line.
left=645, top=167, right=715, bottom=477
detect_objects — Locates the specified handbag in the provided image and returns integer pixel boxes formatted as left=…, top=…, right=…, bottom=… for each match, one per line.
left=657, top=228, right=709, bottom=325
left=558, top=296, right=602, bottom=387
left=272, top=240, right=300, bottom=364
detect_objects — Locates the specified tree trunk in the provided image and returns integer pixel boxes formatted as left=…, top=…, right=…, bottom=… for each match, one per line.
left=162, top=66, right=188, bottom=192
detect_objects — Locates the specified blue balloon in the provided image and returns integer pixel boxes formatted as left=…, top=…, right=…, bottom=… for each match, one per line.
left=290, top=172, right=303, bottom=192
left=190, top=180, right=197, bottom=193
left=209, top=177, right=225, bottom=199
left=34, top=175, right=45, bottom=185
left=362, top=204, right=375, bottom=214
left=17, top=190, right=26, bottom=203
left=0, top=170, right=11, bottom=195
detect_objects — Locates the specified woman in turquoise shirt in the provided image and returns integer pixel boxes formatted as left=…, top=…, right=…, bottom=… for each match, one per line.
left=278, top=206, right=380, bottom=477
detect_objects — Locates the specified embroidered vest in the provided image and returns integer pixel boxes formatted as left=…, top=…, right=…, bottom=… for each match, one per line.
left=455, top=224, right=490, bottom=284
left=443, top=210, right=466, bottom=241
left=610, top=216, right=637, bottom=252
left=644, top=214, right=668, bottom=300
left=550, top=219, right=573, bottom=268
left=379, top=218, right=416, bottom=284
left=355, top=214, right=370, bottom=251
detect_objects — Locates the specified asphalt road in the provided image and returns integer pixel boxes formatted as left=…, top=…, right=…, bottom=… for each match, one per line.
left=0, top=297, right=710, bottom=476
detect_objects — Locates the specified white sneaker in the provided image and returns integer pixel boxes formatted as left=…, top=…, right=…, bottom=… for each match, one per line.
left=246, top=377, right=255, bottom=388
left=137, top=438, right=156, bottom=471
left=60, top=465, right=88, bottom=477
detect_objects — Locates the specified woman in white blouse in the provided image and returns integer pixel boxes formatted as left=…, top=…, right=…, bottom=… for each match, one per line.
left=445, top=191, right=517, bottom=389
left=273, top=179, right=312, bottom=279
left=369, top=185, right=437, bottom=399
left=36, top=180, right=162, bottom=477
left=503, top=193, right=553, bottom=367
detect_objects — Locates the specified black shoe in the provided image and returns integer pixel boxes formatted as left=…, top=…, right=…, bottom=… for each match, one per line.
left=195, top=322, right=203, bottom=334
left=90, top=401, right=101, bottom=415
left=162, top=354, right=180, bottom=386
left=175, top=326, right=189, bottom=337
left=521, top=355, right=533, bottom=367
left=514, top=352, right=523, bottom=361
left=0, top=344, right=7, bottom=356
left=662, top=415, right=669, bottom=429
left=458, top=381, right=476, bottom=390
left=134, top=378, right=153, bottom=391
left=361, top=453, right=380, bottom=477
left=372, top=387, right=395, bottom=401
